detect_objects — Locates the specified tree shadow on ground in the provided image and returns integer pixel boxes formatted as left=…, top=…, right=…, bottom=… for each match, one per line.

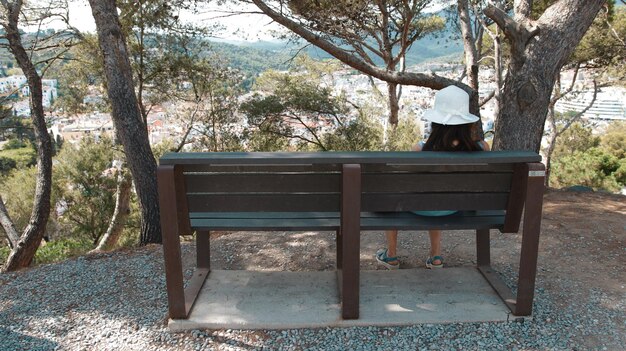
left=0, top=327, right=59, bottom=350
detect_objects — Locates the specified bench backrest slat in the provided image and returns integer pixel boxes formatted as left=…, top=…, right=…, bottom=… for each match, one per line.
left=360, top=164, right=515, bottom=173
left=185, top=172, right=340, bottom=193
left=183, top=165, right=342, bottom=213
left=363, top=172, right=512, bottom=193
left=361, top=163, right=515, bottom=214
left=182, top=164, right=341, bottom=173
left=362, top=193, right=509, bottom=211
left=187, top=193, right=340, bottom=212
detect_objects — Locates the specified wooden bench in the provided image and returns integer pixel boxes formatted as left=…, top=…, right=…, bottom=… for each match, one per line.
left=351, top=152, right=545, bottom=316
left=157, top=153, right=362, bottom=320
left=157, top=151, right=544, bottom=321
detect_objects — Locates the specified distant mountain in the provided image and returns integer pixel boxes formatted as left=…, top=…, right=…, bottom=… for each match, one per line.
left=219, top=30, right=463, bottom=68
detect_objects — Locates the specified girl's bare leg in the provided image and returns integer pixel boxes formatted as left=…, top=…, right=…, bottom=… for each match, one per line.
left=385, top=230, right=398, bottom=258
left=429, top=230, right=442, bottom=265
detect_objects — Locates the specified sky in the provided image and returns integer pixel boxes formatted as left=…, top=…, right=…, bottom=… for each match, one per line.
left=52, top=0, right=453, bottom=42
left=57, top=1, right=283, bottom=42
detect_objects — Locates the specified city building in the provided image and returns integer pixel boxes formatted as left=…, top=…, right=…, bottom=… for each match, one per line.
left=555, top=86, right=626, bottom=121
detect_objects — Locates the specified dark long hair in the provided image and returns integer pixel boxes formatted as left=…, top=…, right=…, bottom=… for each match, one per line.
left=422, top=122, right=482, bottom=151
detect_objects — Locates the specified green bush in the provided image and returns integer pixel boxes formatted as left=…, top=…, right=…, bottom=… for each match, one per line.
left=0, top=146, right=37, bottom=168
left=551, top=121, right=625, bottom=193
left=552, top=148, right=624, bottom=192
left=2, top=138, right=27, bottom=150
left=0, top=245, right=9, bottom=264
left=0, top=156, right=17, bottom=175
left=32, top=237, right=93, bottom=265
left=55, top=136, right=118, bottom=243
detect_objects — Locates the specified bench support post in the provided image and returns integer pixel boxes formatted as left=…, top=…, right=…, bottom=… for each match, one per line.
left=158, top=165, right=188, bottom=319
left=196, top=230, right=210, bottom=269
left=339, top=164, right=361, bottom=319
left=336, top=230, right=342, bottom=270
left=515, top=162, right=545, bottom=316
left=477, top=162, right=545, bottom=316
left=476, top=229, right=490, bottom=266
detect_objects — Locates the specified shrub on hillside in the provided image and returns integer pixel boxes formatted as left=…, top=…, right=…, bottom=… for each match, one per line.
left=0, top=156, right=17, bottom=175
left=55, top=136, right=119, bottom=245
left=0, top=144, right=36, bottom=169
left=550, top=121, right=625, bottom=193
left=32, top=237, right=93, bottom=265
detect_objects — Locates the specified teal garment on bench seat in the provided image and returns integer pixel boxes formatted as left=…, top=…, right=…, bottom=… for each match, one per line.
left=412, top=210, right=458, bottom=217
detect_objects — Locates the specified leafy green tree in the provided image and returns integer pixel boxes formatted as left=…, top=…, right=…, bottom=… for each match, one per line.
left=570, top=4, right=625, bottom=79
left=0, top=156, right=16, bottom=175
left=0, top=116, right=35, bottom=144
left=0, top=0, right=82, bottom=271
left=0, top=166, right=60, bottom=241
left=251, top=0, right=446, bottom=127
left=53, top=35, right=105, bottom=116
left=116, top=0, right=210, bottom=125
left=163, top=40, right=247, bottom=152
left=245, top=129, right=290, bottom=152
left=85, top=0, right=239, bottom=245
left=550, top=121, right=625, bottom=192
left=241, top=56, right=351, bottom=151
left=552, top=148, right=623, bottom=192
left=384, top=115, right=421, bottom=151
left=552, top=122, right=600, bottom=158
left=322, top=114, right=384, bottom=151
left=0, top=142, right=36, bottom=169
left=600, top=121, right=626, bottom=159
left=2, top=138, right=27, bottom=150
left=55, top=137, right=118, bottom=244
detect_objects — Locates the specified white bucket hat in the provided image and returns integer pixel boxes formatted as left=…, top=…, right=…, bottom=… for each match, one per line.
left=423, top=85, right=479, bottom=125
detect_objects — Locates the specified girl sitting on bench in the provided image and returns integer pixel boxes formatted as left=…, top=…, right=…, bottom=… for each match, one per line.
left=376, top=85, right=490, bottom=269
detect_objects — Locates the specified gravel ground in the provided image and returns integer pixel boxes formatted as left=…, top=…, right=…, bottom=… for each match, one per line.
left=1, top=190, right=624, bottom=350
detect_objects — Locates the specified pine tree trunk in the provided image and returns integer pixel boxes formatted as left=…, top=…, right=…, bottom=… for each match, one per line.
left=1, top=3, right=53, bottom=271
left=458, top=0, right=479, bottom=91
left=0, top=196, right=20, bottom=248
left=387, top=83, right=400, bottom=127
left=458, top=0, right=484, bottom=141
left=488, top=0, right=605, bottom=151
left=88, top=0, right=162, bottom=244
left=92, top=167, right=132, bottom=252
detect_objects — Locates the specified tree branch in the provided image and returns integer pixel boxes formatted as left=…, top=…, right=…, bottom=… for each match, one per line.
left=555, top=80, right=598, bottom=139
left=0, top=196, right=20, bottom=249
left=484, top=4, right=540, bottom=70
left=479, top=90, right=496, bottom=107
left=250, top=0, right=469, bottom=92
left=287, top=110, right=327, bottom=150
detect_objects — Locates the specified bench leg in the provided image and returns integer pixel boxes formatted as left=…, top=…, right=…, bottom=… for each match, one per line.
left=338, top=225, right=359, bottom=320
left=339, top=164, right=360, bottom=319
left=478, top=223, right=539, bottom=316
left=476, top=227, right=519, bottom=314
left=158, top=165, right=187, bottom=319
left=476, top=229, right=490, bottom=266
left=515, top=164, right=545, bottom=316
left=336, top=230, right=342, bottom=270
left=196, top=230, right=210, bottom=269
left=162, top=227, right=186, bottom=319
left=174, top=230, right=211, bottom=317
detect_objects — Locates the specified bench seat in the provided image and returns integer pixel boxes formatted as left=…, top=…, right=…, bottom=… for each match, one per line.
left=188, top=211, right=506, bottom=232
left=189, top=212, right=341, bottom=231
left=360, top=211, right=506, bottom=231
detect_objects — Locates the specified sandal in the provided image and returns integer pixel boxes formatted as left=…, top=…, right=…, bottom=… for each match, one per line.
left=426, top=255, right=444, bottom=269
left=376, top=248, right=400, bottom=270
